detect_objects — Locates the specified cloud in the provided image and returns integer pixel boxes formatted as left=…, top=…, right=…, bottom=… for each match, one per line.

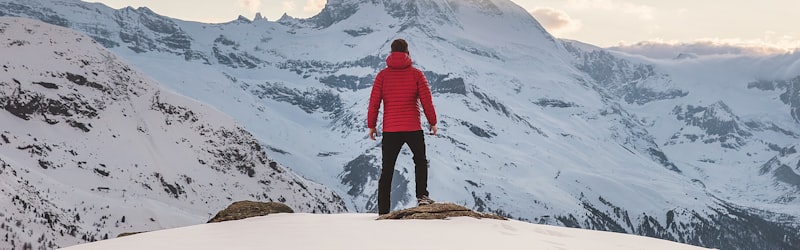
left=566, top=0, right=654, bottom=20
left=303, top=0, right=326, bottom=13
left=530, top=7, right=583, bottom=36
left=608, top=39, right=798, bottom=59
left=240, top=0, right=262, bottom=12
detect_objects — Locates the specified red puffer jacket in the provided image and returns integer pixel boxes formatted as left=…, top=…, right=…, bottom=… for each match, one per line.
left=367, top=52, right=437, bottom=132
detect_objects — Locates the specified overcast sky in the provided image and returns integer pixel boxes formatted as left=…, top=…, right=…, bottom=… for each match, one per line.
left=86, top=0, right=799, bottom=51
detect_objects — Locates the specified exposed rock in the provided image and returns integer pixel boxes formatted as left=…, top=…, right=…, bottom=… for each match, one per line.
left=207, top=201, right=294, bottom=223
left=377, top=203, right=506, bottom=220
left=117, top=232, right=146, bottom=238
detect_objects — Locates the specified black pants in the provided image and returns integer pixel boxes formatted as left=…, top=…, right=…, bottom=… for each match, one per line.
left=378, top=130, right=429, bottom=214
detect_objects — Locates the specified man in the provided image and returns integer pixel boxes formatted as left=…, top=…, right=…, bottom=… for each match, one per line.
left=368, top=38, right=438, bottom=215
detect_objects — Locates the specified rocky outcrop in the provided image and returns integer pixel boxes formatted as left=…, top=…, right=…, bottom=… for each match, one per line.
left=117, top=201, right=295, bottom=238
left=207, top=201, right=294, bottom=223
left=377, top=203, right=506, bottom=220
left=116, top=232, right=146, bottom=238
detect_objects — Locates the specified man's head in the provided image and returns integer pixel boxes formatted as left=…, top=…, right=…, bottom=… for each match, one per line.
left=391, top=39, right=409, bottom=54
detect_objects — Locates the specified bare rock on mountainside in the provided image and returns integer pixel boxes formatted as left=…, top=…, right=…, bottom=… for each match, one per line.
left=117, top=232, right=146, bottom=238
left=208, top=201, right=294, bottom=223
left=377, top=203, right=506, bottom=220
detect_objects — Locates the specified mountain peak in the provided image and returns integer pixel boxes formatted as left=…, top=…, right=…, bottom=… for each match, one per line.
left=254, top=12, right=266, bottom=21
left=236, top=15, right=251, bottom=23
left=277, top=12, right=300, bottom=26
left=303, top=0, right=541, bottom=31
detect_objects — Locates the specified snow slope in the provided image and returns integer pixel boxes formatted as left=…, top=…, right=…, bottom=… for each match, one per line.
left=63, top=213, right=711, bottom=250
left=2, top=0, right=800, bottom=249
left=0, top=17, right=345, bottom=249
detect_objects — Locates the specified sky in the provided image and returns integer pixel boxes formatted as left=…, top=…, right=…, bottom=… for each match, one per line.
left=63, top=213, right=710, bottom=250
left=85, top=0, right=800, bottom=51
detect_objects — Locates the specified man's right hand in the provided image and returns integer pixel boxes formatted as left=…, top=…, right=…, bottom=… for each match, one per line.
left=369, top=127, right=378, bottom=140
left=429, top=125, right=438, bottom=136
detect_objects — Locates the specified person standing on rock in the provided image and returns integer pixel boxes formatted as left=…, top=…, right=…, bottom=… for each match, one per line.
left=368, top=38, right=438, bottom=215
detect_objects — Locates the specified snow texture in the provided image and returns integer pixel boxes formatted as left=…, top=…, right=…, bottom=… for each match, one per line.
left=63, top=213, right=712, bottom=250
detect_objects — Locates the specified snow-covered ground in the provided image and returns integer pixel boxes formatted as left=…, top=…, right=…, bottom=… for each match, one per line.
left=63, top=213, right=712, bottom=250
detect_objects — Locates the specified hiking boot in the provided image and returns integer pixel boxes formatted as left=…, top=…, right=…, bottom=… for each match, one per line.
left=417, top=195, right=435, bottom=206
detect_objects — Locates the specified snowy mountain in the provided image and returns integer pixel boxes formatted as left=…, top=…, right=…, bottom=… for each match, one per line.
left=571, top=41, right=800, bottom=217
left=62, top=213, right=711, bottom=250
left=0, top=17, right=345, bottom=249
left=2, top=0, right=800, bottom=249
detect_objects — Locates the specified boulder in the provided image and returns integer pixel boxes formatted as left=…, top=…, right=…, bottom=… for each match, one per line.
left=377, top=203, right=506, bottom=220
left=207, top=200, right=294, bottom=223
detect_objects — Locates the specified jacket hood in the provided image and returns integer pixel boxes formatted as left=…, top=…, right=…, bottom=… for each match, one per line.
left=386, top=52, right=412, bottom=69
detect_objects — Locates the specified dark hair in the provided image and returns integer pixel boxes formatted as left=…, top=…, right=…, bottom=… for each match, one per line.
left=391, top=39, right=409, bottom=54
